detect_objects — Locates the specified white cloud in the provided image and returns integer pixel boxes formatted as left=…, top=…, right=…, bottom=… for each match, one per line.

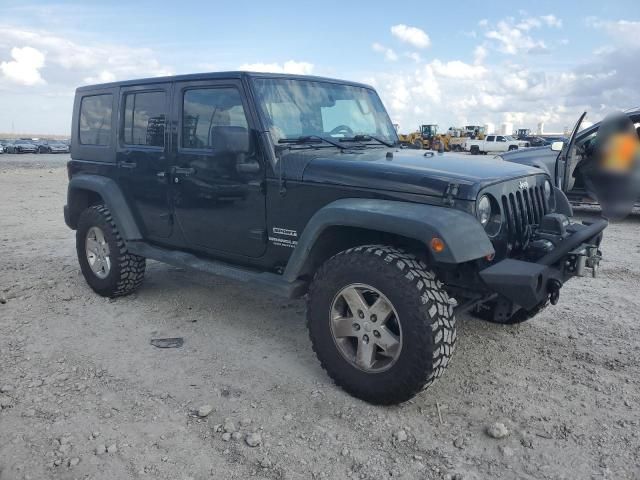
left=473, top=45, right=487, bottom=64
left=238, top=60, right=314, bottom=75
left=83, top=70, right=116, bottom=85
left=541, top=14, right=562, bottom=28
left=482, top=14, right=561, bottom=55
left=0, top=46, right=45, bottom=85
left=372, top=43, right=398, bottom=61
left=587, top=18, right=640, bottom=47
left=485, top=20, right=548, bottom=55
left=390, top=24, right=431, bottom=49
left=0, top=25, right=173, bottom=88
left=404, top=52, right=422, bottom=63
left=430, top=59, right=487, bottom=79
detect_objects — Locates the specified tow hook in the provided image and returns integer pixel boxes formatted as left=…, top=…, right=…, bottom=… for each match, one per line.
left=566, top=244, right=602, bottom=278
left=548, top=279, right=562, bottom=305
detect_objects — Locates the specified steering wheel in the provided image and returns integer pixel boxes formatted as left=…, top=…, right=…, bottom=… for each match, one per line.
left=328, top=125, right=354, bottom=136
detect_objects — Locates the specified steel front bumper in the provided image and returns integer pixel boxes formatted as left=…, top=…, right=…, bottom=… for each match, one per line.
left=479, top=218, right=608, bottom=310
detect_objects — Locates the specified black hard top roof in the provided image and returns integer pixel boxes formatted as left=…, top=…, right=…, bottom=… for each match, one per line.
left=76, top=71, right=374, bottom=92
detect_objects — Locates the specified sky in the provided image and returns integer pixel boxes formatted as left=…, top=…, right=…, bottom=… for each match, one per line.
left=0, top=0, right=639, bottom=135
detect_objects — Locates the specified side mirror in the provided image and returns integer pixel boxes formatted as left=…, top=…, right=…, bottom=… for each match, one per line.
left=551, top=141, right=564, bottom=152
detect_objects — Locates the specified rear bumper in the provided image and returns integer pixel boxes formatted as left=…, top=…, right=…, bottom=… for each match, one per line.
left=479, top=218, right=607, bottom=310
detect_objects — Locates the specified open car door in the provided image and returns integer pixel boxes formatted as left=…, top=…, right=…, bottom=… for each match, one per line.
left=555, top=111, right=587, bottom=191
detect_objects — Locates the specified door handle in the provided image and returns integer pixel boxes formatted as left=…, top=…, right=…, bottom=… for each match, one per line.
left=119, top=161, right=137, bottom=169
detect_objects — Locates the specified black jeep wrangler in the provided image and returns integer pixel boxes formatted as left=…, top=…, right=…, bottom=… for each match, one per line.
left=64, top=72, right=607, bottom=405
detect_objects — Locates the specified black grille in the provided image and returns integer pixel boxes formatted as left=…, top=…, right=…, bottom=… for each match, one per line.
left=501, top=184, right=547, bottom=248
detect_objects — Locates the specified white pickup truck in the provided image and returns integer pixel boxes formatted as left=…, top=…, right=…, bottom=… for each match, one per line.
left=465, top=135, right=529, bottom=154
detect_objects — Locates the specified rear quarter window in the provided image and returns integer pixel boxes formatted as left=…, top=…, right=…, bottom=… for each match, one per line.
left=79, top=94, right=113, bottom=146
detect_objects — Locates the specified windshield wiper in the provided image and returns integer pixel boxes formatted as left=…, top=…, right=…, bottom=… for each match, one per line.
left=340, top=134, right=395, bottom=148
left=278, top=135, right=348, bottom=150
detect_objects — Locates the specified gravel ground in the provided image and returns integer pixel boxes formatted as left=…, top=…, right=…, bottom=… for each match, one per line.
left=1, top=154, right=639, bottom=480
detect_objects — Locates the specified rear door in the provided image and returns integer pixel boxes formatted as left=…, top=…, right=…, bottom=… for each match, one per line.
left=116, top=83, right=173, bottom=239
left=485, top=135, right=495, bottom=151
left=496, top=135, right=508, bottom=151
left=171, top=79, right=267, bottom=257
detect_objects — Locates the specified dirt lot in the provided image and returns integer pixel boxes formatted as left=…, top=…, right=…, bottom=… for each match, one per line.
left=1, top=154, right=639, bottom=480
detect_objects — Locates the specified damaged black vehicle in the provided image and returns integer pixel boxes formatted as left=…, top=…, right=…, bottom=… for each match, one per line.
left=64, top=72, right=607, bottom=404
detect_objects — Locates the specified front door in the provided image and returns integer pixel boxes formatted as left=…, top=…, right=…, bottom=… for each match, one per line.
left=117, top=83, right=173, bottom=239
left=171, top=79, right=267, bottom=258
left=557, top=112, right=587, bottom=191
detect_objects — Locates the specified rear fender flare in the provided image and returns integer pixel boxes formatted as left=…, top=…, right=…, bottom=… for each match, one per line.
left=67, top=174, right=142, bottom=240
left=283, top=198, right=494, bottom=281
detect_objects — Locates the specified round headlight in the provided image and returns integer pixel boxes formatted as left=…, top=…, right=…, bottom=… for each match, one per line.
left=543, top=179, right=552, bottom=199
left=477, top=195, right=492, bottom=226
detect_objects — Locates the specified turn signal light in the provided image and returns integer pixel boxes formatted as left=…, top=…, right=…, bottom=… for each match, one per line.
left=430, top=237, right=445, bottom=253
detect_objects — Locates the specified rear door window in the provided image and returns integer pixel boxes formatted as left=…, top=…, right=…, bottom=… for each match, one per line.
left=122, top=91, right=166, bottom=147
left=486, top=135, right=495, bottom=142
left=79, top=94, right=113, bottom=145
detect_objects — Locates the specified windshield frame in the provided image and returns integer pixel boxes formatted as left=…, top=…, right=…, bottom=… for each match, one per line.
left=248, top=76, right=399, bottom=157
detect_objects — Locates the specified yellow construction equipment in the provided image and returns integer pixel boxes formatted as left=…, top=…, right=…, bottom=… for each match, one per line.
left=445, top=125, right=486, bottom=151
left=399, top=124, right=486, bottom=151
left=398, top=124, right=443, bottom=150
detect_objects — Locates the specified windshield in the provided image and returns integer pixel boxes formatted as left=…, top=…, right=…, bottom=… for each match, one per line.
left=252, top=78, right=398, bottom=146
left=503, top=135, right=515, bottom=141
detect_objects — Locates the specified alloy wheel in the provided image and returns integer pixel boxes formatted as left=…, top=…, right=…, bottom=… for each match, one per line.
left=85, top=226, right=111, bottom=279
left=329, top=283, right=402, bottom=373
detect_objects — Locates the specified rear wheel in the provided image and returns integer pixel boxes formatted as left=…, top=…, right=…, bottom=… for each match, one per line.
left=307, top=245, right=456, bottom=405
left=76, top=205, right=146, bottom=297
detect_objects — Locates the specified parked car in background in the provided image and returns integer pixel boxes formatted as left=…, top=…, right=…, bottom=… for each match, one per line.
left=36, top=140, right=70, bottom=153
left=499, top=109, right=640, bottom=205
left=0, top=140, right=12, bottom=152
left=465, top=134, right=529, bottom=154
left=521, top=136, right=550, bottom=147
left=6, top=139, right=37, bottom=153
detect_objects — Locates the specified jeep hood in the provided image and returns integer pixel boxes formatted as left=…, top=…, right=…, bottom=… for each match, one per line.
left=295, top=148, right=543, bottom=200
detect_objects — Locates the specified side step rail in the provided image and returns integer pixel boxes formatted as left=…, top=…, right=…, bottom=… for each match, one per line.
left=127, top=241, right=307, bottom=299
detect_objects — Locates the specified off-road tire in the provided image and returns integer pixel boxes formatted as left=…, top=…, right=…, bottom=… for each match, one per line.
left=472, top=298, right=549, bottom=324
left=307, top=245, right=456, bottom=405
left=76, top=205, right=146, bottom=297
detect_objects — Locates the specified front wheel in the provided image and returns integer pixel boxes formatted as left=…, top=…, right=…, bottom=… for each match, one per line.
left=307, top=245, right=456, bottom=405
left=76, top=205, right=146, bottom=297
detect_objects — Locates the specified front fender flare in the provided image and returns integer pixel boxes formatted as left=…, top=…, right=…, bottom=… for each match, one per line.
left=283, top=198, right=494, bottom=281
left=66, top=174, right=142, bottom=240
